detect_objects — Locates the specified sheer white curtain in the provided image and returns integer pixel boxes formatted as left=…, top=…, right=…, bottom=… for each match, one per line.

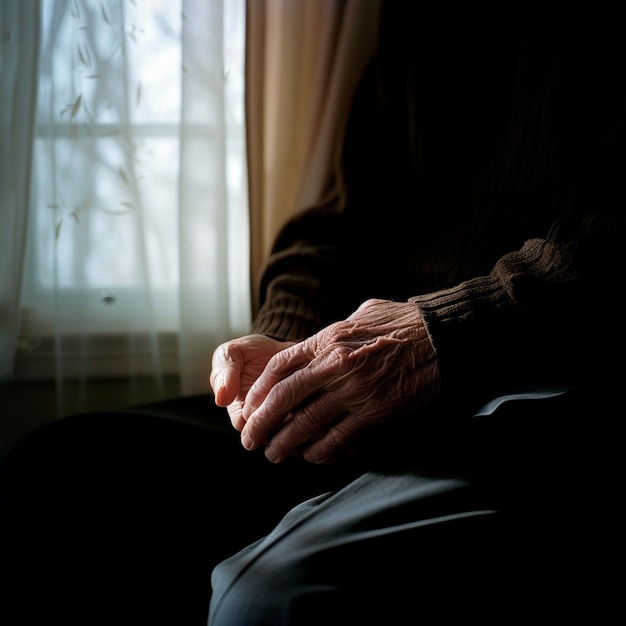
left=0, top=1, right=40, bottom=383
left=6, top=0, right=249, bottom=414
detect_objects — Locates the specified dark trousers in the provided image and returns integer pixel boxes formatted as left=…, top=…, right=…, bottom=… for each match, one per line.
left=208, top=386, right=622, bottom=624
left=1, top=395, right=356, bottom=626
left=1, top=388, right=621, bottom=625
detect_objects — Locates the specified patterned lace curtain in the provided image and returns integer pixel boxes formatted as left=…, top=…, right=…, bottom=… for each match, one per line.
left=12, top=0, right=250, bottom=415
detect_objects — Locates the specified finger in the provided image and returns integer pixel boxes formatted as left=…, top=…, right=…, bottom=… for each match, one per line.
left=259, top=393, right=345, bottom=463
left=241, top=345, right=312, bottom=420
left=240, top=352, right=338, bottom=451
left=301, top=413, right=361, bottom=465
left=226, top=402, right=247, bottom=432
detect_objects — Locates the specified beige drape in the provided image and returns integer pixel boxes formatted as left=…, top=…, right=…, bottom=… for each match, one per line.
left=245, top=0, right=382, bottom=315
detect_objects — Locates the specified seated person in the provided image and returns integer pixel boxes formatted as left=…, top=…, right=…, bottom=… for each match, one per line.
left=2, top=2, right=624, bottom=625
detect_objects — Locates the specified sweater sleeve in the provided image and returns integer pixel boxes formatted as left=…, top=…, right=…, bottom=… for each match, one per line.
left=250, top=1, right=626, bottom=408
left=250, top=199, right=365, bottom=342
left=410, top=212, right=625, bottom=405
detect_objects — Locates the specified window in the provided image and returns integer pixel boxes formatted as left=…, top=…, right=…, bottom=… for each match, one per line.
left=22, top=1, right=183, bottom=336
left=16, top=0, right=249, bottom=382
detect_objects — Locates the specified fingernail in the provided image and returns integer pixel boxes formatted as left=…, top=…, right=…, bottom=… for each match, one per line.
left=241, top=433, right=253, bottom=450
left=303, top=452, right=324, bottom=464
left=264, top=446, right=279, bottom=464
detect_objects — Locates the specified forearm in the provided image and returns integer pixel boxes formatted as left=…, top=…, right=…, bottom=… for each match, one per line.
left=411, top=212, right=624, bottom=404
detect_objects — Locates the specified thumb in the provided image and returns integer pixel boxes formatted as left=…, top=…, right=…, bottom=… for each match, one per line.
left=215, top=362, right=242, bottom=406
left=210, top=346, right=242, bottom=406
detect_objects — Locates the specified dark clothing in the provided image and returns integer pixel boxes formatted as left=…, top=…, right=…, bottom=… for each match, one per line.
left=252, top=0, right=625, bottom=408
left=212, top=1, right=625, bottom=621
left=1, top=396, right=359, bottom=626
left=209, top=386, right=622, bottom=625
left=2, top=1, right=625, bottom=624
left=2, top=386, right=621, bottom=625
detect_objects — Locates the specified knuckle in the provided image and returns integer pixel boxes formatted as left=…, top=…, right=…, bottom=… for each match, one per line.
left=267, top=349, right=290, bottom=370
left=292, top=405, right=322, bottom=434
left=332, top=418, right=358, bottom=442
left=208, top=369, right=219, bottom=388
left=267, top=381, right=300, bottom=414
left=325, top=321, right=355, bottom=344
left=307, top=423, right=351, bottom=462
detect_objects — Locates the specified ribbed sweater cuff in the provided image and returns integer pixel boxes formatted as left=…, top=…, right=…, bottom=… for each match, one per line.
left=409, top=275, right=519, bottom=398
left=410, top=275, right=512, bottom=330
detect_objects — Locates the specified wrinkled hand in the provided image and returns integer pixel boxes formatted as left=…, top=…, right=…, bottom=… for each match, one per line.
left=210, top=334, right=295, bottom=430
left=240, top=299, right=441, bottom=465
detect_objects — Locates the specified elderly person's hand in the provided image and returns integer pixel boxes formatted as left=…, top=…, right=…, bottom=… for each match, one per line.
left=238, top=299, right=441, bottom=465
left=210, top=334, right=295, bottom=431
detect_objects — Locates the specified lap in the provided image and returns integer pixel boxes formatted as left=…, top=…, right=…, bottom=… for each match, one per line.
left=2, top=386, right=620, bottom=625
left=210, top=471, right=507, bottom=624
left=209, top=385, right=622, bottom=625
left=1, top=394, right=356, bottom=626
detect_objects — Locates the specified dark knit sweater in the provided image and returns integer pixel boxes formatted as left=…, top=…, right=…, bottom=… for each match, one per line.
left=251, top=1, right=625, bottom=409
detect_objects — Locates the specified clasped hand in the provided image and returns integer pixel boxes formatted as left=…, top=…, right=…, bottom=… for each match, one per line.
left=210, top=299, right=440, bottom=464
